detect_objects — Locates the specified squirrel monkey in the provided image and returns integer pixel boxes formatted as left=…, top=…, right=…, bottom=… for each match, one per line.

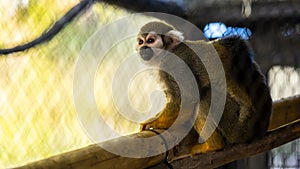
left=136, top=21, right=272, bottom=154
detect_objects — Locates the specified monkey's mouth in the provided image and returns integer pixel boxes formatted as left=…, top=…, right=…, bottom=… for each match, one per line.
left=139, top=46, right=153, bottom=61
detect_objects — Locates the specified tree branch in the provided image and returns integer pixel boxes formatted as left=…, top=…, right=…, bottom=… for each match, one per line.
left=0, top=0, right=186, bottom=56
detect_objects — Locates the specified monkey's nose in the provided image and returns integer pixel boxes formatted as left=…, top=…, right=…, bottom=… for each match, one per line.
left=139, top=46, right=153, bottom=61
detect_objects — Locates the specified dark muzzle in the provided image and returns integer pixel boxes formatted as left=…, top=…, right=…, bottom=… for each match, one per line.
left=139, top=46, right=153, bottom=61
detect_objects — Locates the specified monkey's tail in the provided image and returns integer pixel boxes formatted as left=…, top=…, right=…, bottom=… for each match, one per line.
left=219, top=36, right=273, bottom=139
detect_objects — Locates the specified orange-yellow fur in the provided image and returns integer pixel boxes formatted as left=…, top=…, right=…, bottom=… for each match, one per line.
left=137, top=21, right=272, bottom=154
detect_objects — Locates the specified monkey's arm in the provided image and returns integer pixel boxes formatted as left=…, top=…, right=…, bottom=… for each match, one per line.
left=141, top=71, right=181, bottom=130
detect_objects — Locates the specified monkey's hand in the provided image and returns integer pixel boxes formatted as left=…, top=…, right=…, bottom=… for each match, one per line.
left=140, top=106, right=179, bottom=131
left=140, top=113, right=178, bottom=130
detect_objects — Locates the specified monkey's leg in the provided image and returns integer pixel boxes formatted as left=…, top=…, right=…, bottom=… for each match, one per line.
left=191, top=87, right=225, bottom=154
left=192, top=115, right=225, bottom=154
left=191, top=131, right=225, bottom=154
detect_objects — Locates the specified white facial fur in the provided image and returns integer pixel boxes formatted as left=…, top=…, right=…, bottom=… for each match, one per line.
left=136, top=32, right=163, bottom=50
left=166, top=30, right=184, bottom=42
left=136, top=32, right=165, bottom=65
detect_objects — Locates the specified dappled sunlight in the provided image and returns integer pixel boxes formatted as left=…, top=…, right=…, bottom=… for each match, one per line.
left=0, top=54, right=92, bottom=167
left=0, top=1, right=152, bottom=167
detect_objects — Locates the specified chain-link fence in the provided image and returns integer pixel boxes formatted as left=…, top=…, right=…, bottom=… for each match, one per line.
left=1, top=0, right=299, bottom=168
left=268, top=66, right=300, bottom=169
left=0, top=1, right=138, bottom=168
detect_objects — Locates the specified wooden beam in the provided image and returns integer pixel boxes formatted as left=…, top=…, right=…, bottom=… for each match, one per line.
left=168, top=118, right=300, bottom=169
left=98, top=0, right=187, bottom=18
left=188, top=1, right=300, bottom=28
left=99, top=0, right=300, bottom=28
left=14, top=131, right=168, bottom=169
left=14, top=95, right=300, bottom=169
left=269, top=95, right=300, bottom=130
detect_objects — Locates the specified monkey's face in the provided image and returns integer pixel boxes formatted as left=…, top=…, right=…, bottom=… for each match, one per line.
left=136, top=32, right=165, bottom=62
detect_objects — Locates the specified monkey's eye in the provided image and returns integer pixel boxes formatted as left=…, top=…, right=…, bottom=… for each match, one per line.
left=138, top=39, right=144, bottom=45
left=147, top=38, right=154, bottom=44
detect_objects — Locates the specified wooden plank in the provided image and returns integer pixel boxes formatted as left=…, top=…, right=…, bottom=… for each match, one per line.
left=100, top=0, right=300, bottom=28
left=169, top=119, right=300, bottom=169
left=14, top=130, right=168, bottom=169
left=14, top=95, right=300, bottom=169
left=269, top=95, right=300, bottom=130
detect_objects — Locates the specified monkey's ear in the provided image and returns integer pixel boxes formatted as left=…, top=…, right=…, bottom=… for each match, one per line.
left=164, top=30, right=184, bottom=50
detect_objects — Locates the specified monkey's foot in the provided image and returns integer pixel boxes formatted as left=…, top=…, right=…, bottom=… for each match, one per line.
left=191, top=142, right=224, bottom=155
